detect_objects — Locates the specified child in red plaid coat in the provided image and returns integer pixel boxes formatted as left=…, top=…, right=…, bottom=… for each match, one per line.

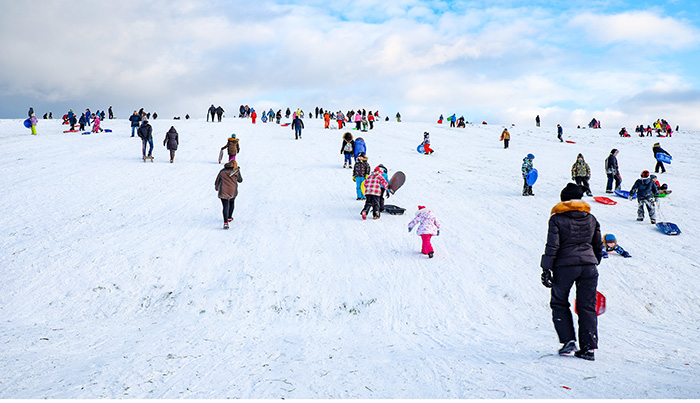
left=361, top=165, right=390, bottom=220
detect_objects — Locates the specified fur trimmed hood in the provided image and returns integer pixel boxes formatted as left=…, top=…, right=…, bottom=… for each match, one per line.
left=551, top=200, right=591, bottom=215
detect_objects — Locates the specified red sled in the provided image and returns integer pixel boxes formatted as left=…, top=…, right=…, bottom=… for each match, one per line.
left=593, top=196, right=617, bottom=205
left=575, top=291, right=606, bottom=316
left=437, top=119, right=443, bottom=124
left=565, top=140, right=576, bottom=144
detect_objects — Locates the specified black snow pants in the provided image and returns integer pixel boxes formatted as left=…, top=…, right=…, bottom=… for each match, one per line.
left=221, top=197, right=236, bottom=221
left=550, top=264, right=599, bottom=351
left=361, top=194, right=382, bottom=218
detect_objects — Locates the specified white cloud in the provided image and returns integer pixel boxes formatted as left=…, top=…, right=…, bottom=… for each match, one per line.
left=569, top=10, right=700, bottom=50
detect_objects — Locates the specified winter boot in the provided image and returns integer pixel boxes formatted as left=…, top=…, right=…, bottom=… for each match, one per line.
left=361, top=211, right=367, bottom=220
left=343, top=162, right=347, bottom=168
left=650, top=219, right=656, bottom=224
left=574, top=349, right=595, bottom=361
left=637, top=218, right=644, bottom=221
left=558, top=340, right=577, bottom=355
left=223, top=222, right=229, bottom=230
left=428, top=251, right=434, bottom=258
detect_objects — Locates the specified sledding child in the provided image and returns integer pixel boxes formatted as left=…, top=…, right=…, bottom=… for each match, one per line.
left=571, top=153, right=592, bottom=196
left=649, top=174, right=671, bottom=195
left=360, top=165, right=390, bottom=220
left=91, top=115, right=102, bottom=133
left=353, top=152, right=370, bottom=200
left=220, top=134, right=240, bottom=161
left=601, top=234, right=631, bottom=258
left=408, top=205, right=441, bottom=258
left=522, top=153, right=535, bottom=196
left=341, top=132, right=355, bottom=168
left=629, top=170, right=659, bottom=224
left=422, top=132, right=434, bottom=154
left=652, top=142, right=670, bottom=174
left=500, top=128, right=510, bottom=149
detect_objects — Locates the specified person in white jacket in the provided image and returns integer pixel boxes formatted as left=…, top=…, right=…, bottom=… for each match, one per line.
left=408, top=205, right=441, bottom=258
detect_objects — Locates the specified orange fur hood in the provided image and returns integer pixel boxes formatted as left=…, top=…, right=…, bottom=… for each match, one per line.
left=551, top=200, right=591, bottom=215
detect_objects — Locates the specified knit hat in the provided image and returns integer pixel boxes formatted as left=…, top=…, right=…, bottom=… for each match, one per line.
left=230, top=133, right=236, bottom=138
left=641, top=170, right=650, bottom=178
left=418, top=205, right=426, bottom=210
left=604, top=233, right=616, bottom=243
left=650, top=174, right=657, bottom=180
left=527, top=153, right=535, bottom=160
left=560, top=183, right=584, bottom=201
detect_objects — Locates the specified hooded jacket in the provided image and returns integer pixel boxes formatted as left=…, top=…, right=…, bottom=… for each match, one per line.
left=164, top=127, right=179, bottom=150
left=630, top=177, right=658, bottom=200
left=363, top=167, right=389, bottom=196
left=571, top=154, right=591, bottom=178
left=221, top=137, right=240, bottom=156
left=215, top=161, right=243, bottom=199
left=541, top=200, right=603, bottom=271
left=408, top=208, right=441, bottom=235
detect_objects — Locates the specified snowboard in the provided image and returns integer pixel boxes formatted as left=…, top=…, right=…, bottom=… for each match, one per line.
left=388, top=171, right=405, bottom=194
left=575, top=291, right=606, bottom=316
left=218, top=149, right=224, bottom=164
left=23, top=119, right=31, bottom=128
left=565, top=140, right=576, bottom=144
left=417, top=144, right=425, bottom=153
left=526, top=168, right=538, bottom=186
left=594, top=196, right=617, bottom=205
left=614, top=190, right=635, bottom=199
left=383, top=204, right=406, bottom=215
left=657, top=222, right=681, bottom=235
left=656, top=153, right=672, bottom=164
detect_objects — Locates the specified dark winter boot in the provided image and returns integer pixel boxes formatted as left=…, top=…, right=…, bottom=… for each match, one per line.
left=428, top=251, right=434, bottom=258
left=574, top=349, right=595, bottom=361
left=558, top=340, right=577, bottom=355
left=223, top=222, right=229, bottom=230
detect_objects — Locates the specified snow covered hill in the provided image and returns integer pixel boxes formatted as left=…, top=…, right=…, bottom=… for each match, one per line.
left=1, top=116, right=699, bottom=398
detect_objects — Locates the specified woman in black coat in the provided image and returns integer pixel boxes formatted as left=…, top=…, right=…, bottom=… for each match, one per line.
left=163, top=126, right=179, bottom=163
left=540, top=183, right=604, bottom=361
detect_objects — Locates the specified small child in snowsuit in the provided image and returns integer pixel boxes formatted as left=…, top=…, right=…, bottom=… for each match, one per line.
left=629, top=170, right=659, bottom=223
left=601, top=233, right=631, bottom=258
left=92, top=115, right=102, bottom=133
left=422, top=132, right=434, bottom=154
left=353, top=152, right=370, bottom=200
left=522, top=153, right=535, bottom=196
left=408, top=205, right=441, bottom=258
left=341, top=132, right=354, bottom=168
left=650, top=174, right=671, bottom=195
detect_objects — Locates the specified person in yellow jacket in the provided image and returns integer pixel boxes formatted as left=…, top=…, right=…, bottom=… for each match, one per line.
left=500, top=128, right=510, bottom=149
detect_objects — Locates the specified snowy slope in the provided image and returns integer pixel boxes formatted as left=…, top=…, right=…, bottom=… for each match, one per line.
left=1, top=116, right=699, bottom=398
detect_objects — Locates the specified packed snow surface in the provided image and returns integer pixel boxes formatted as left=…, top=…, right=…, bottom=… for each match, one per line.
left=1, top=116, right=699, bottom=398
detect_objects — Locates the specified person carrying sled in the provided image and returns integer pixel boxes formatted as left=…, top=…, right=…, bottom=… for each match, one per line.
left=408, top=205, right=441, bottom=258
left=571, top=153, right=592, bottom=196
left=540, top=183, right=604, bottom=361
left=449, top=113, right=456, bottom=128
left=522, top=153, right=535, bottom=196
left=341, top=132, right=355, bottom=168
left=28, top=113, right=38, bottom=135
left=652, top=142, right=670, bottom=174
left=214, top=160, right=243, bottom=229
left=163, top=126, right=179, bottom=163
left=220, top=134, right=240, bottom=161
left=353, top=152, right=371, bottom=200
left=601, top=234, right=631, bottom=258
left=500, top=128, right=510, bottom=149
left=629, top=170, right=659, bottom=224
left=422, top=132, right=434, bottom=154
left=604, top=149, right=622, bottom=193
left=360, top=165, right=390, bottom=220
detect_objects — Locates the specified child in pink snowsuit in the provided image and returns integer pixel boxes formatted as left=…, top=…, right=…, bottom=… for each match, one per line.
left=408, top=205, right=441, bottom=258
left=92, top=115, right=102, bottom=133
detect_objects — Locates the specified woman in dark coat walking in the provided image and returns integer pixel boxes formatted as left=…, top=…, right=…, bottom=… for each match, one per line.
left=163, top=126, right=179, bottom=163
left=540, top=183, right=604, bottom=361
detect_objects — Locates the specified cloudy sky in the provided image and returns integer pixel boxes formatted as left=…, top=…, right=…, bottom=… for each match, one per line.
left=2, top=0, right=700, bottom=129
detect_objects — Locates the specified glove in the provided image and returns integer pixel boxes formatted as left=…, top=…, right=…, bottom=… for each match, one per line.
left=408, top=227, right=412, bottom=232
left=386, top=190, right=391, bottom=198
left=437, top=230, right=440, bottom=236
left=353, top=177, right=356, bottom=182
left=541, top=269, right=553, bottom=288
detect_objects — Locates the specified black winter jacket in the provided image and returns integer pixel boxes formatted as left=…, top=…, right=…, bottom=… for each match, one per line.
left=630, top=177, right=658, bottom=199
left=541, top=201, right=603, bottom=271
left=292, top=117, right=304, bottom=130
left=653, top=145, right=669, bottom=159
left=137, top=123, right=153, bottom=140
left=605, top=154, right=619, bottom=175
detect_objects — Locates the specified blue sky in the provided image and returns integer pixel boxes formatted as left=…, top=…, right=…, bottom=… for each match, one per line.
left=2, top=0, right=700, bottom=129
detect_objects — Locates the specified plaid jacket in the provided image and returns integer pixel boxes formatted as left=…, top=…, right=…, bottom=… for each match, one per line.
left=363, top=168, right=389, bottom=196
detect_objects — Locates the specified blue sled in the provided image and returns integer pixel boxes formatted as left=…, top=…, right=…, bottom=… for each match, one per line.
left=526, top=168, right=538, bottom=186
left=614, top=190, right=636, bottom=199
left=657, top=222, right=681, bottom=235
left=417, top=144, right=425, bottom=153
left=656, top=153, right=672, bottom=164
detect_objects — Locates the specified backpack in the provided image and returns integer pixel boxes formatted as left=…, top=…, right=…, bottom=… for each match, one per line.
left=343, top=141, right=353, bottom=153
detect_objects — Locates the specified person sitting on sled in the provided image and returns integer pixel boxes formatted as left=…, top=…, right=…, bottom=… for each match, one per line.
left=422, top=132, right=434, bottom=154
left=649, top=174, right=671, bottom=195
left=601, top=233, right=631, bottom=258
